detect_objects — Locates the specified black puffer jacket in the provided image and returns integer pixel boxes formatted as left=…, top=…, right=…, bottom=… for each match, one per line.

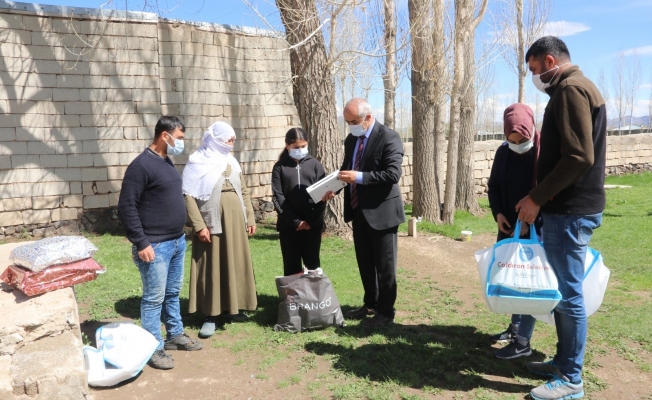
left=271, top=152, right=327, bottom=231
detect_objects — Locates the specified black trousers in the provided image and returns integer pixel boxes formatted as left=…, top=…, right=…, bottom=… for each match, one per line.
left=352, top=209, right=398, bottom=319
left=278, top=227, right=322, bottom=276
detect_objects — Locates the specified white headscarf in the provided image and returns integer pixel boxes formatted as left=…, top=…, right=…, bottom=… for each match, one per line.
left=182, top=121, right=242, bottom=201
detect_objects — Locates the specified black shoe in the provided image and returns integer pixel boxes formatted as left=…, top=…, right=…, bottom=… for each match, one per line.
left=164, top=333, right=203, bottom=351
left=346, top=306, right=377, bottom=320
left=490, top=324, right=517, bottom=343
left=148, top=349, right=174, bottom=369
left=228, top=311, right=250, bottom=322
left=494, top=339, right=532, bottom=359
left=361, top=313, right=393, bottom=328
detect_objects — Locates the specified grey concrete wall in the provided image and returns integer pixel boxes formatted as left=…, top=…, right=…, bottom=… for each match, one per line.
left=399, top=133, right=652, bottom=203
left=0, top=2, right=298, bottom=236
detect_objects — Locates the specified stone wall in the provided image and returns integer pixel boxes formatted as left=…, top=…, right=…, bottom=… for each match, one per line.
left=398, top=133, right=652, bottom=201
left=0, top=2, right=297, bottom=238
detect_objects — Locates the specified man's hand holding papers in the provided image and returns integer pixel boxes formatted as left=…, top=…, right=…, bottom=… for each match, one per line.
left=305, top=170, right=348, bottom=203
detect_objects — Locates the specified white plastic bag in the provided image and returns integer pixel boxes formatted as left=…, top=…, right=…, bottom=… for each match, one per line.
left=477, top=221, right=562, bottom=315
left=533, top=248, right=610, bottom=324
left=83, top=322, right=159, bottom=387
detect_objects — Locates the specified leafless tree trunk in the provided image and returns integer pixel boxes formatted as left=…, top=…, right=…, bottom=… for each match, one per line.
left=456, top=34, right=481, bottom=214
left=441, top=0, right=488, bottom=224
left=409, top=0, right=441, bottom=223
left=489, top=86, right=500, bottom=134
left=276, top=0, right=348, bottom=235
left=383, top=0, right=397, bottom=130
left=515, top=0, right=525, bottom=102
left=339, top=73, right=348, bottom=136
left=432, top=0, right=447, bottom=205
left=474, top=59, right=494, bottom=129
left=596, top=68, right=610, bottom=128
left=613, top=51, right=626, bottom=133
left=625, top=51, right=642, bottom=134
left=499, top=0, right=551, bottom=104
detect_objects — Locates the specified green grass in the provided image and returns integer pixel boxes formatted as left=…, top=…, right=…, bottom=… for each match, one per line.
left=399, top=198, right=497, bottom=239
left=587, top=172, right=652, bottom=356
left=76, top=173, right=652, bottom=398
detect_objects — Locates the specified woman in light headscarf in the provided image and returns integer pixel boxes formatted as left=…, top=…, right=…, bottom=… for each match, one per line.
left=183, top=121, right=257, bottom=338
left=487, top=103, right=542, bottom=360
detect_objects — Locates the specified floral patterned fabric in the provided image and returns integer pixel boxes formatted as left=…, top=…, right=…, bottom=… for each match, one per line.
left=9, top=236, right=98, bottom=272
left=1, top=258, right=105, bottom=297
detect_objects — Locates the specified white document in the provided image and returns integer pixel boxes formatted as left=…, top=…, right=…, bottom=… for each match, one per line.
left=306, top=170, right=348, bottom=203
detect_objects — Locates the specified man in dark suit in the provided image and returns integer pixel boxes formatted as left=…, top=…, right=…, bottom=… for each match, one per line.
left=328, top=98, right=405, bottom=328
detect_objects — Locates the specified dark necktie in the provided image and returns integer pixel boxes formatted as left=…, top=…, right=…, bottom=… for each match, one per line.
left=350, top=136, right=365, bottom=210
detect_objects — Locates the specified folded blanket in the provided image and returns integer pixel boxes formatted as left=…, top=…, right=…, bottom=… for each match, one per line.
left=1, top=258, right=105, bottom=296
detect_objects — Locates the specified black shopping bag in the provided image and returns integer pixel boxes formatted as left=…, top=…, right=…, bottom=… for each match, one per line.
left=274, top=268, right=345, bottom=333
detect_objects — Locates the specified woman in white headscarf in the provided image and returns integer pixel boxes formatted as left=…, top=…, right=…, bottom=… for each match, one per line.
left=183, top=121, right=257, bottom=338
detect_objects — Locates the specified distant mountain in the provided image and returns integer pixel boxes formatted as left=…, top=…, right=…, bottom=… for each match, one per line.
left=608, top=115, right=650, bottom=128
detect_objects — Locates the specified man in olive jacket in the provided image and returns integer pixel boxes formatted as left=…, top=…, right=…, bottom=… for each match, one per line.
left=517, top=36, right=606, bottom=400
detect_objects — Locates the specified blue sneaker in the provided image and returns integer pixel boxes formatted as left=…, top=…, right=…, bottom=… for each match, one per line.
left=530, top=375, right=584, bottom=400
left=199, top=316, right=216, bottom=338
left=527, top=359, right=557, bottom=378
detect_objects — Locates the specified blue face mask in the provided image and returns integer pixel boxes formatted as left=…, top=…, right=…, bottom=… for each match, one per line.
left=289, top=147, right=309, bottom=160
left=165, top=135, right=184, bottom=156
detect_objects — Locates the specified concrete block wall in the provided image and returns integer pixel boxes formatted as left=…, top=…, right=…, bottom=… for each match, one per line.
left=0, top=7, right=163, bottom=235
left=399, top=140, right=496, bottom=202
left=0, top=2, right=299, bottom=236
left=398, top=134, right=652, bottom=202
left=156, top=22, right=298, bottom=211
left=605, top=133, right=652, bottom=169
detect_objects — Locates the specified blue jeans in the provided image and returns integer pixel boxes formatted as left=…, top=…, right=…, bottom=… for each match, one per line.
left=132, top=235, right=186, bottom=350
left=511, top=314, right=536, bottom=340
left=542, top=212, right=602, bottom=382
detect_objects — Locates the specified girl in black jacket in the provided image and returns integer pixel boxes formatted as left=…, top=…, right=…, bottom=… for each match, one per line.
left=271, top=128, right=326, bottom=276
left=487, top=103, right=543, bottom=360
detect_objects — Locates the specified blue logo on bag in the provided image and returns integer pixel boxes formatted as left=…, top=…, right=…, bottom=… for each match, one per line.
left=519, top=247, right=534, bottom=262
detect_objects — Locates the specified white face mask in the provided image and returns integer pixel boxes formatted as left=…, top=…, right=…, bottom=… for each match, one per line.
left=508, top=139, right=534, bottom=154
left=165, top=135, right=184, bottom=156
left=289, top=147, right=309, bottom=160
left=531, top=62, right=570, bottom=93
left=508, top=125, right=536, bottom=154
left=349, top=124, right=366, bottom=137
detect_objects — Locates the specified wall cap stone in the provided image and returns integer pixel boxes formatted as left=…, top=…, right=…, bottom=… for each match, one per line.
left=0, top=0, right=279, bottom=37
left=0, top=0, right=157, bottom=22
left=159, top=18, right=279, bottom=37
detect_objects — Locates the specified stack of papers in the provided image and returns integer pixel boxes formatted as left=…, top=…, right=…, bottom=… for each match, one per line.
left=306, top=170, right=348, bottom=203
